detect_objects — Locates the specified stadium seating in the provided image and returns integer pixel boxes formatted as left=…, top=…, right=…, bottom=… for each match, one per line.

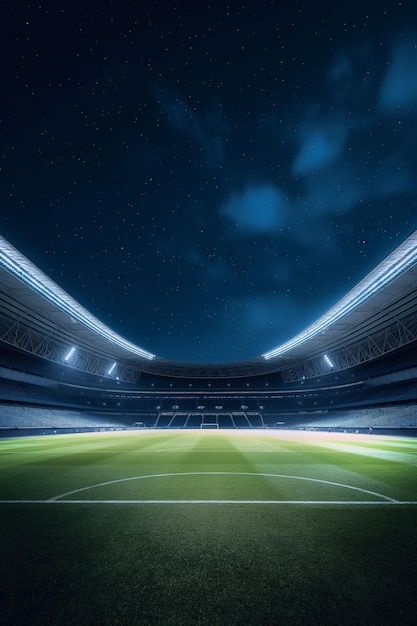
left=168, top=414, right=188, bottom=428
left=247, top=413, right=263, bottom=427
left=1, top=402, right=416, bottom=432
left=231, top=413, right=252, bottom=428
left=218, top=414, right=234, bottom=428
left=286, top=404, right=417, bottom=429
left=0, top=405, right=133, bottom=429
left=186, top=414, right=203, bottom=428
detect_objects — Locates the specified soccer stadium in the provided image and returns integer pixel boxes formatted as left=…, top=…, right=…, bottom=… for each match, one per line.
left=1, top=232, right=417, bottom=624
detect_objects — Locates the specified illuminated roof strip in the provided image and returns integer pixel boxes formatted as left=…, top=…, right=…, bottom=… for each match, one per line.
left=263, top=230, right=417, bottom=360
left=0, top=236, right=155, bottom=360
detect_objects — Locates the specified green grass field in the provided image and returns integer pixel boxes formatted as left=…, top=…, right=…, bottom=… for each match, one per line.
left=1, top=429, right=417, bottom=625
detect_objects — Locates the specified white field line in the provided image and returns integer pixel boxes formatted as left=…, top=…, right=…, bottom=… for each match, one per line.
left=49, top=471, right=398, bottom=502
left=0, top=499, right=417, bottom=505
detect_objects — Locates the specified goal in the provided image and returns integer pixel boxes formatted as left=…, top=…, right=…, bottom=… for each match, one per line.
left=200, top=423, right=219, bottom=429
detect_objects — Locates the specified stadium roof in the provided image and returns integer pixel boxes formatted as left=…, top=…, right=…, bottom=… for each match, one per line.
left=0, top=237, right=155, bottom=361
left=0, top=232, right=417, bottom=378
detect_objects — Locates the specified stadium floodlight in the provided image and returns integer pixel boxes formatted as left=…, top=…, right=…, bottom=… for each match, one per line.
left=323, top=354, right=334, bottom=368
left=64, top=346, right=76, bottom=362
left=262, top=230, right=417, bottom=360
left=0, top=236, right=155, bottom=360
left=107, top=362, right=117, bottom=375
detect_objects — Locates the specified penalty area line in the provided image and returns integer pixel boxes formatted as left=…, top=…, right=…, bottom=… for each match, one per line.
left=0, top=499, right=417, bottom=505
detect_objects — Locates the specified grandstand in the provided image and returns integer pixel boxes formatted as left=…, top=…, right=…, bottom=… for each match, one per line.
left=0, top=231, right=416, bottom=433
left=269, top=404, right=417, bottom=430
left=0, top=404, right=130, bottom=429
left=1, top=402, right=416, bottom=434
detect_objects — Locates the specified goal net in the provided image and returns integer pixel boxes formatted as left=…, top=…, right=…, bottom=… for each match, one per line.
left=200, top=423, right=219, bottom=429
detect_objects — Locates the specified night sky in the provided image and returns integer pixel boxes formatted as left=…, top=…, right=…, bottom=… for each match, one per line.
left=1, top=1, right=417, bottom=363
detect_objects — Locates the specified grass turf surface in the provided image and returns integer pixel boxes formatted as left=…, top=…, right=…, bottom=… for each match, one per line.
left=0, top=429, right=417, bottom=625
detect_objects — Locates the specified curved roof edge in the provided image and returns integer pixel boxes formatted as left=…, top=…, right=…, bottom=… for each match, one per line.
left=0, top=231, right=417, bottom=377
left=262, top=230, right=417, bottom=360
left=0, top=236, right=155, bottom=361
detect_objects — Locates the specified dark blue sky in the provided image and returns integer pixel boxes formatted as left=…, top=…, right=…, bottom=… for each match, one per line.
left=1, top=1, right=417, bottom=362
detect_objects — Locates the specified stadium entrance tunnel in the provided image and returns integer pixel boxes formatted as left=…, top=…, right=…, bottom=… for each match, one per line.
left=48, top=472, right=396, bottom=504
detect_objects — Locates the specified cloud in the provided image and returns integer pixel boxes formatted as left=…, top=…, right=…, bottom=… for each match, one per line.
left=221, top=184, right=287, bottom=233
left=218, top=42, right=416, bottom=252
left=245, top=296, right=288, bottom=329
left=219, top=159, right=413, bottom=246
left=379, top=41, right=417, bottom=112
left=293, top=120, right=346, bottom=175
left=301, top=163, right=363, bottom=214
left=299, top=156, right=414, bottom=220
left=329, top=52, right=353, bottom=83
left=156, top=86, right=225, bottom=167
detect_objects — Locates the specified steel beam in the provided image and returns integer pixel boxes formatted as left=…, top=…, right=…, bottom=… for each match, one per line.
left=0, top=312, right=139, bottom=384
left=281, top=317, right=417, bottom=383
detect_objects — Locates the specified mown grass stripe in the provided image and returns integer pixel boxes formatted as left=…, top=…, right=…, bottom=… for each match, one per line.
left=0, top=499, right=417, bottom=505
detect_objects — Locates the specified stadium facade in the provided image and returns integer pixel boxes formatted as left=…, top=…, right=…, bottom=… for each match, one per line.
left=0, top=232, right=417, bottom=434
